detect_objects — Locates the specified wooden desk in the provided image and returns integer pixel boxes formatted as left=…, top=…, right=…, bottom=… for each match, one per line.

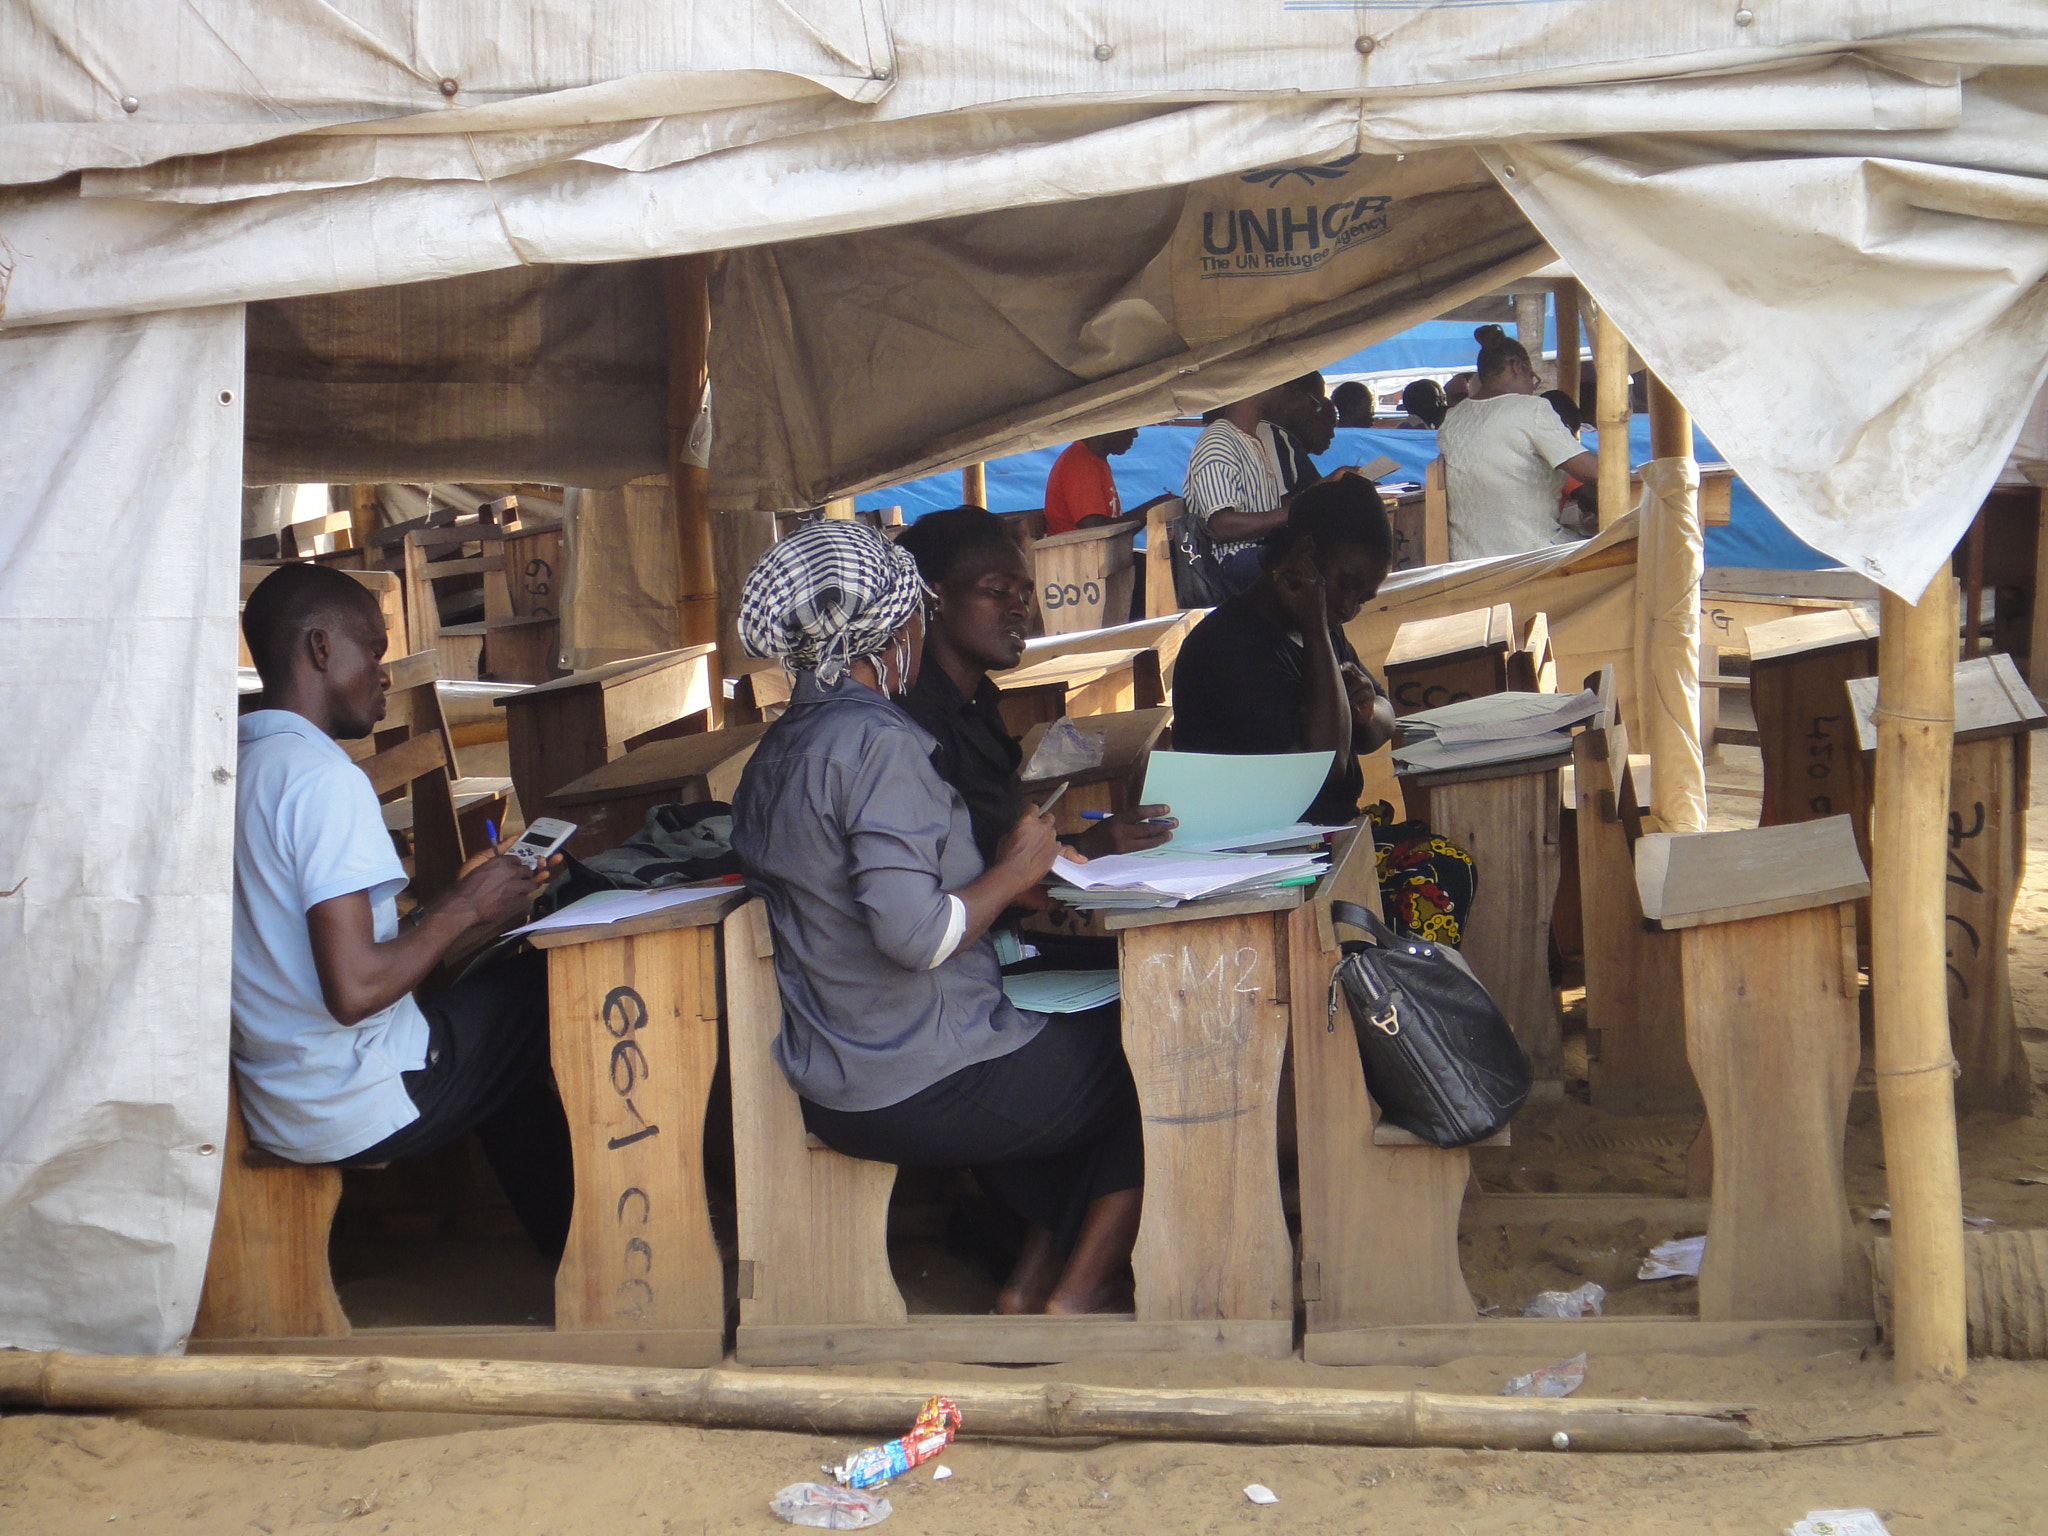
left=545, top=722, right=767, bottom=858
left=528, top=889, right=745, bottom=1365
left=1017, top=706, right=1171, bottom=836
left=1031, top=521, right=1138, bottom=636
left=993, top=646, right=1145, bottom=735
left=498, top=646, right=716, bottom=818
left=1845, top=653, right=2047, bottom=1113
left=1748, top=606, right=1881, bottom=861
left=1400, top=745, right=1571, bottom=1094
left=1383, top=603, right=1514, bottom=717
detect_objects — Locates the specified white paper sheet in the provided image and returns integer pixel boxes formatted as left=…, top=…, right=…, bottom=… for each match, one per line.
left=508, top=883, right=736, bottom=936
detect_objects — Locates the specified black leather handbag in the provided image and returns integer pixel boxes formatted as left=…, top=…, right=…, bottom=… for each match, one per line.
left=1327, top=899, right=1531, bottom=1148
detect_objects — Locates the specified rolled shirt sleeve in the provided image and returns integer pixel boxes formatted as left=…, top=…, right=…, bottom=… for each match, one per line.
left=841, top=724, right=974, bottom=972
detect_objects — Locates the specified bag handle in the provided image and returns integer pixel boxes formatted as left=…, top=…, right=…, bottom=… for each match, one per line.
left=1329, top=898, right=1400, bottom=948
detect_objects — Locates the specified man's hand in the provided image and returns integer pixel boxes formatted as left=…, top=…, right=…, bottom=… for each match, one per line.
left=445, top=851, right=557, bottom=932
left=1072, top=803, right=1176, bottom=858
left=995, top=808, right=1061, bottom=885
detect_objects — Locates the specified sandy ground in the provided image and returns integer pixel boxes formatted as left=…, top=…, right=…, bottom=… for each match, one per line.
left=7, top=742, right=2048, bottom=1534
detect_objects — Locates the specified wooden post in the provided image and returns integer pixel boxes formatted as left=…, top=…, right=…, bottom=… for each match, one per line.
left=821, top=498, right=856, bottom=520
left=1555, top=284, right=1583, bottom=413
left=665, top=256, right=720, bottom=698
left=1648, top=374, right=1691, bottom=461
left=1593, top=301, right=1631, bottom=529
left=962, top=462, right=988, bottom=508
left=1515, top=291, right=1550, bottom=390
left=1873, top=571, right=1967, bottom=1382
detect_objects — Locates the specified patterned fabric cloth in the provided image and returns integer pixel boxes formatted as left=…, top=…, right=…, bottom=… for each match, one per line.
left=1365, top=800, right=1475, bottom=948
left=738, top=519, right=928, bottom=685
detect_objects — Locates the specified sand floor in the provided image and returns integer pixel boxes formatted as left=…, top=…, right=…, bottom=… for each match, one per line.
left=6, top=742, right=2048, bottom=1534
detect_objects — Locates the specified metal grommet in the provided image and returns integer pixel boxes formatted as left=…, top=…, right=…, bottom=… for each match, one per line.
left=1094, top=42, right=1115, bottom=61
left=1355, top=36, right=1377, bottom=55
left=438, top=77, right=460, bottom=97
left=197, top=1144, right=217, bottom=1157
left=217, top=389, right=235, bottom=406
left=1733, top=7, right=1755, bottom=24
left=120, top=96, right=140, bottom=114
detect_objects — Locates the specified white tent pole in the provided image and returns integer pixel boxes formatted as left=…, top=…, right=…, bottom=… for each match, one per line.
left=1872, top=571, right=1968, bottom=1382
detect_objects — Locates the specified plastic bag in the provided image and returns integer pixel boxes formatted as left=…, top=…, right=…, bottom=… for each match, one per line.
left=832, top=1397, right=962, bottom=1490
left=1638, top=1234, right=1706, bottom=1280
left=1786, top=1511, right=1891, bottom=1536
left=1021, top=716, right=1106, bottom=780
left=1501, top=1352, right=1588, bottom=1398
left=1523, top=1282, right=1605, bottom=1318
left=770, top=1483, right=892, bottom=1529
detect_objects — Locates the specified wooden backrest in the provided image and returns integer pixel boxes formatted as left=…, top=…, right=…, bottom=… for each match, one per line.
left=1144, top=497, right=1187, bottom=619
left=350, top=651, right=467, bottom=902
left=1571, top=664, right=1646, bottom=849
left=1031, top=520, right=1140, bottom=637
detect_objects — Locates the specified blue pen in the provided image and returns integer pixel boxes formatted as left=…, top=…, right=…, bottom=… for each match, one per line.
left=1082, top=810, right=1173, bottom=824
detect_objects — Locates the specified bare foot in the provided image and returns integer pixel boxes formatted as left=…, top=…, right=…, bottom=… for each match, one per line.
left=996, top=1225, right=1060, bottom=1315
left=1042, top=1273, right=1134, bottom=1315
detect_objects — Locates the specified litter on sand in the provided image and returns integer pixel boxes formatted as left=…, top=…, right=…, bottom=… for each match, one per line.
left=832, top=1397, right=961, bottom=1489
left=1502, top=1352, right=1588, bottom=1398
left=1867, top=1206, right=1994, bottom=1230
left=1243, top=1484, right=1280, bottom=1505
left=931, top=1467, right=953, bottom=1481
left=1523, top=1281, right=1606, bottom=1318
left=1786, top=1510, right=1891, bottom=1535
left=1638, top=1234, right=1706, bottom=1279
left=770, top=1483, right=892, bottom=1529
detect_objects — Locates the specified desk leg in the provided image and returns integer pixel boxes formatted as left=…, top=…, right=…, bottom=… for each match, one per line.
left=1118, top=910, right=1293, bottom=1324
left=548, top=928, right=723, bottom=1343
left=1947, top=738, right=2031, bottom=1113
left=1427, top=772, right=1564, bottom=1091
left=1685, top=906, right=1867, bottom=1320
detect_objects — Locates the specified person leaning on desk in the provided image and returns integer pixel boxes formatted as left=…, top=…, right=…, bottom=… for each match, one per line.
left=1172, top=478, right=1476, bottom=945
left=894, top=504, right=1174, bottom=866
left=729, top=522, right=1143, bottom=1316
left=231, top=564, right=572, bottom=1260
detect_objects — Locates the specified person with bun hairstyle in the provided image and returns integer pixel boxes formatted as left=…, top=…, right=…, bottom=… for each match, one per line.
left=1436, top=326, right=1601, bottom=560
left=1170, top=480, right=1475, bottom=944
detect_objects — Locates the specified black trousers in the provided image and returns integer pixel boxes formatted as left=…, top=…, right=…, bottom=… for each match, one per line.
left=800, top=1005, right=1143, bottom=1255
left=346, top=946, right=574, bottom=1262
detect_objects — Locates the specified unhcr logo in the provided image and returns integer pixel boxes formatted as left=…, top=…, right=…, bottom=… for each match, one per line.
left=1198, top=183, right=1395, bottom=277
left=1236, top=154, right=1360, bottom=189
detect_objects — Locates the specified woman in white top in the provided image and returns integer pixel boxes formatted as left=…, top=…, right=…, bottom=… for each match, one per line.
left=1436, top=331, right=1601, bottom=562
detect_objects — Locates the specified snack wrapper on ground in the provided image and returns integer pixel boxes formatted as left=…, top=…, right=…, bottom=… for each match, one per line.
left=832, top=1397, right=962, bottom=1489
left=770, top=1483, right=893, bottom=1529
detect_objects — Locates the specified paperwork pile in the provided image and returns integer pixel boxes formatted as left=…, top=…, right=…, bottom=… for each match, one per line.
left=1048, top=848, right=1326, bottom=910
left=1392, top=690, right=1601, bottom=775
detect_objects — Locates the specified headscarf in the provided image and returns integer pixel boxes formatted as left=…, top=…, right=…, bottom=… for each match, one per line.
left=738, top=519, right=927, bottom=686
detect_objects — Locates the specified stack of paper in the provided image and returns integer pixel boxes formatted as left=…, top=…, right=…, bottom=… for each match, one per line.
left=1002, top=969, right=1121, bottom=1013
left=1047, top=849, right=1325, bottom=910
left=1392, top=690, right=1601, bottom=775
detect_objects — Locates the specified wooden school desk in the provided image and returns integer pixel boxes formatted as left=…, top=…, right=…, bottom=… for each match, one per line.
left=728, top=888, right=1303, bottom=1364
left=1747, top=606, right=1881, bottom=859
left=1845, top=653, right=2047, bottom=1114
left=527, top=888, right=747, bottom=1366
left=498, top=646, right=716, bottom=821
left=1382, top=604, right=1515, bottom=717
left=1016, top=706, right=1171, bottom=835
left=1030, top=521, right=1139, bottom=636
left=542, top=722, right=767, bottom=860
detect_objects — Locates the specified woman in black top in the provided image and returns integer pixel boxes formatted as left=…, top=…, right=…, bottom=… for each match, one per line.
left=1173, top=478, right=1475, bottom=944
left=895, top=506, right=1173, bottom=863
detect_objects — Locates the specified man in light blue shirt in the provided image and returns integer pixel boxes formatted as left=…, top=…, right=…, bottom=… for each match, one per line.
left=233, top=564, right=570, bottom=1257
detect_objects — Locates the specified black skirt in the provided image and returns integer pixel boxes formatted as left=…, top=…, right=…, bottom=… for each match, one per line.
left=800, top=1003, right=1142, bottom=1254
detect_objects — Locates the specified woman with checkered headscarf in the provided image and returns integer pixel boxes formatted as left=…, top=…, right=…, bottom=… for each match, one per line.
left=732, top=520, right=1145, bottom=1315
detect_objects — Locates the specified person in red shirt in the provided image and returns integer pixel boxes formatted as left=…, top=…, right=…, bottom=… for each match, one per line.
left=1041, top=428, right=1172, bottom=535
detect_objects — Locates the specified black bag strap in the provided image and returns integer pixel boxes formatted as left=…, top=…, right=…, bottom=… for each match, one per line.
left=1329, top=899, right=1400, bottom=948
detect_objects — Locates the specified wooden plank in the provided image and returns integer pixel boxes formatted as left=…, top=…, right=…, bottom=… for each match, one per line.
left=1747, top=605, right=1880, bottom=665
left=1143, top=498, right=1184, bottom=618
left=1034, top=523, right=1138, bottom=636
left=1844, top=653, right=2047, bottom=751
left=1420, top=767, right=1564, bottom=1088
left=1704, top=567, right=1879, bottom=602
left=546, top=926, right=724, bottom=1339
left=1098, top=887, right=1302, bottom=931
left=1118, top=908, right=1294, bottom=1325
left=1384, top=604, right=1513, bottom=668
left=1700, top=595, right=1861, bottom=657
left=498, top=646, right=716, bottom=704
left=526, top=889, right=747, bottom=951
left=383, top=649, right=441, bottom=694
left=736, top=1317, right=1293, bottom=1367
left=1683, top=904, right=1869, bottom=1320
left=1422, top=457, right=1449, bottom=566
left=500, top=649, right=715, bottom=814
left=726, top=901, right=905, bottom=1333
left=548, top=723, right=770, bottom=806
left=997, top=646, right=1144, bottom=691
left=1637, top=816, right=1870, bottom=930
left=1941, top=735, right=2032, bottom=1112
left=358, top=727, right=447, bottom=798
left=191, top=1082, right=348, bottom=1342
left=186, top=1326, right=723, bottom=1368
left=1303, top=1317, right=1877, bottom=1368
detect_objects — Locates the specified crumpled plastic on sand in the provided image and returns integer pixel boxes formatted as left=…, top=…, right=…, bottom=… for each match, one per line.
left=1501, top=1352, right=1588, bottom=1398
left=1786, top=1510, right=1891, bottom=1536
left=1523, top=1281, right=1605, bottom=1318
left=771, top=1482, right=892, bottom=1529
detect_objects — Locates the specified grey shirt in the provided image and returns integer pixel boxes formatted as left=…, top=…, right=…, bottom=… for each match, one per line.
left=731, top=671, right=1043, bottom=1111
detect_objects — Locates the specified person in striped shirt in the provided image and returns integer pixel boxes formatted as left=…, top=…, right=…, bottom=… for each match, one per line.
left=1180, top=387, right=1356, bottom=595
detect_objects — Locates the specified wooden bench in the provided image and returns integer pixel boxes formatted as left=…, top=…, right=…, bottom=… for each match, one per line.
left=543, top=722, right=768, bottom=859
left=727, top=890, right=1302, bottom=1365
left=497, top=646, right=716, bottom=823
left=1638, top=816, right=1872, bottom=1320
left=1571, top=667, right=1697, bottom=1114
left=1030, top=521, right=1139, bottom=636
left=383, top=498, right=560, bottom=685
left=1845, top=653, right=2046, bottom=1113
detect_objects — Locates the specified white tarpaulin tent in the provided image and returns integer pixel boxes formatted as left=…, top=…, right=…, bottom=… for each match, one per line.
left=6, top=1, right=2048, bottom=1353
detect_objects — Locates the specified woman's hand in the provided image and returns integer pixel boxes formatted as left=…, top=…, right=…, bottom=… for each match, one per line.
left=995, top=807, right=1061, bottom=885
left=1071, top=803, right=1177, bottom=858
left=1273, top=561, right=1329, bottom=636
left=1340, top=660, right=1380, bottom=718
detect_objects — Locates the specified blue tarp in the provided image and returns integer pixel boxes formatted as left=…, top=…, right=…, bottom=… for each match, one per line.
left=857, top=419, right=1828, bottom=570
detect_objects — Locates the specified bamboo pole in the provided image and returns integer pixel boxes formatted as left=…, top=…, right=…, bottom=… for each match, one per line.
left=821, top=497, right=857, bottom=520
left=1515, top=291, right=1550, bottom=390
left=1592, top=301, right=1631, bottom=529
left=1647, top=373, right=1691, bottom=461
left=1555, top=284, right=1583, bottom=414
left=1872, top=571, right=1968, bottom=1382
left=666, top=255, right=719, bottom=668
left=962, top=462, right=988, bottom=508
left=0, top=1352, right=1770, bottom=1452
